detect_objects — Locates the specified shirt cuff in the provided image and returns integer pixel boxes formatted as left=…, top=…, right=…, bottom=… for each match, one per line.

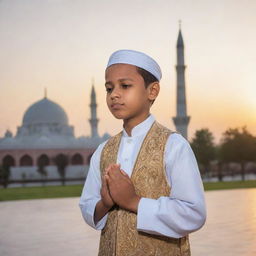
left=82, top=199, right=108, bottom=230
left=137, top=197, right=160, bottom=234
left=137, top=197, right=184, bottom=238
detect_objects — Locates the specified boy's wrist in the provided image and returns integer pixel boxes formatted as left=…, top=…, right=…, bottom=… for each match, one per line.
left=94, top=199, right=112, bottom=225
left=127, top=195, right=141, bottom=213
left=101, top=199, right=114, bottom=211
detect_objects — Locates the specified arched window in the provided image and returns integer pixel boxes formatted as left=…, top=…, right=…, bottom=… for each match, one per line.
left=20, top=154, right=33, bottom=166
left=2, top=155, right=15, bottom=167
left=71, top=153, right=83, bottom=165
left=37, top=154, right=50, bottom=167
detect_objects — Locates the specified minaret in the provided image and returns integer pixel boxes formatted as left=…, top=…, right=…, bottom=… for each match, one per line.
left=89, top=79, right=99, bottom=137
left=172, top=23, right=190, bottom=139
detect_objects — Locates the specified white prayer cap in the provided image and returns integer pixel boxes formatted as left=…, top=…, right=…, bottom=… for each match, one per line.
left=106, top=49, right=162, bottom=81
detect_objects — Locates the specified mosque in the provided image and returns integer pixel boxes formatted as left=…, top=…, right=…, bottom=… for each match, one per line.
left=0, top=85, right=109, bottom=186
left=0, top=27, right=189, bottom=186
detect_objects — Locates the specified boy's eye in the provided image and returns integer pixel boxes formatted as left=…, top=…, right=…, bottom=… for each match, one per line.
left=121, top=84, right=131, bottom=89
left=106, top=87, right=113, bottom=93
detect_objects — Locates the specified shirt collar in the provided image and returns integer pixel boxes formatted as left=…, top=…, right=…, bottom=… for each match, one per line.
left=122, top=114, right=155, bottom=137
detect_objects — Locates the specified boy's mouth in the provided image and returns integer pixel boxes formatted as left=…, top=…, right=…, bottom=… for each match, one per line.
left=111, top=103, right=124, bottom=109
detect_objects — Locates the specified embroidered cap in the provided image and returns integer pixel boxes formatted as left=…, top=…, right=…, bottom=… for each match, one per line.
left=106, top=49, right=162, bottom=81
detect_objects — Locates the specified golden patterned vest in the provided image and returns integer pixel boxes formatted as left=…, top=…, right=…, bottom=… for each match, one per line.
left=98, top=122, right=190, bottom=256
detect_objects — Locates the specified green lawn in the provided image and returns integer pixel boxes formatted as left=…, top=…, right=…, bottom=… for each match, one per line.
left=0, top=180, right=255, bottom=201
left=0, top=185, right=83, bottom=201
left=203, top=180, right=256, bottom=191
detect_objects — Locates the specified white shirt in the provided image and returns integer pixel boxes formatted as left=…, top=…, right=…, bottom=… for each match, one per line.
left=79, top=115, right=206, bottom=238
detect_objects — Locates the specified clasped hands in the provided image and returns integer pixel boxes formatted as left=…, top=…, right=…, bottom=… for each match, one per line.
left=101, top=163, right=141, bottom=213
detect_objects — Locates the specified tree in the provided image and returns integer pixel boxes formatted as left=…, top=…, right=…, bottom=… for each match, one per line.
left=37, top=155, right=49, bottom=186
left=215, top=145, right=224, bottom=181
left=190, top=128, right=216, bottom=178
left=1, top=155, right=15, bottom=188
left=53, top=154, right=68, bottom=185
left=0, top=165, right=10, bottom=188
left=219, top=127, right=256, bottom=180
left=21, top=172, right=27, bottom=187
left=37, top=164, right=48, bottom=186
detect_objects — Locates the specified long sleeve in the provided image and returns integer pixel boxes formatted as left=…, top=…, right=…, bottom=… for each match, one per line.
left=79, top=141, right=108, bottom=230
left=137, top=133, right=206, bottom=238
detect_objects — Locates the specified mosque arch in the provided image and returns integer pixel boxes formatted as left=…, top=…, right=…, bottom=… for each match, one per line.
left=20, top=154, right=33, bottom=166
left=37, top=154, right=50, bottom=166
left=2, top=155, right=15, bottom=167
left=71, top=153, right=83, bottom=165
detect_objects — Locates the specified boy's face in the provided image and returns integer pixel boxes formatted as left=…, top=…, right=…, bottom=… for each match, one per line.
left=105, top=64, right=152, bottom=122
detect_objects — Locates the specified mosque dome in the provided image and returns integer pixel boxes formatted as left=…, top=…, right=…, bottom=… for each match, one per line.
left=22, top=97, right=68, bottom=126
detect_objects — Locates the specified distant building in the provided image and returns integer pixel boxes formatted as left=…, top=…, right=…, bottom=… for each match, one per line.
left=0, top=85, right=109, bottom=186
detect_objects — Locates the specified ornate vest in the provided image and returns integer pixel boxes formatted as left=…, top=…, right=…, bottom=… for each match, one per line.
left=98, top=122, right=190, bottom=256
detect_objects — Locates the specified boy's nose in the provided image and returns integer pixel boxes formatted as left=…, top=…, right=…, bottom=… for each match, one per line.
left=110, top=88, right=121, bottom=100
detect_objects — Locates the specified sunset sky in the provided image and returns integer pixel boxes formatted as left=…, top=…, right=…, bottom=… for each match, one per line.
left=0, top=0, right=255, bottom=143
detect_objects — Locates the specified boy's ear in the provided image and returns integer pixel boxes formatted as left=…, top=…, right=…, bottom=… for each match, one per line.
left=147, top=82, right=160, bottom=101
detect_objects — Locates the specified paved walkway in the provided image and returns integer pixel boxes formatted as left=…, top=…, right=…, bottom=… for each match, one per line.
left=0, top=188, right=255, bottom=256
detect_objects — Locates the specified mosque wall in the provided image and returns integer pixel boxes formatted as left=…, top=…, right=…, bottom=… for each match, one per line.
left=10, top=165, right=89, bottom=181
left=0, top=147, right=94, bottom=186
left=0, top=148, right=95, bottom=167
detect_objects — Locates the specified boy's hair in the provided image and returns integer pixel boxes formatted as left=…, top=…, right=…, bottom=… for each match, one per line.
left=136, top=67, right=159, bottom=88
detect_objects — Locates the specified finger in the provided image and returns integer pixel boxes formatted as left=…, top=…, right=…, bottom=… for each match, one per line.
left=108, top=165, right=116, bottom=177
left=106, top=164, right=113, bottom=175
left=105, top=166, right=111, bottom=175
left=108, top=168, right=121, bottom=179
left=102, top=175, right=107, bottom=189
left=116, top=163, right=122, bottom=172
left=109, top=163, right=120, bottom=172
left=115, top=163, right=121, bottom=169
left=108, top=163, right=116, bottom=169
left=111, top=164, right=122, bottom=175
left=104, top=173, right=111, bottom=184
left=105, top=174, right=110, bottom=183
left=105, top=175, right=114, bottom=191
left=120, top=169, right=129, bottom=177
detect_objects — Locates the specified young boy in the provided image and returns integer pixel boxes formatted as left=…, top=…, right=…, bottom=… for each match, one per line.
left=79, top=49, right=206, bottom=256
